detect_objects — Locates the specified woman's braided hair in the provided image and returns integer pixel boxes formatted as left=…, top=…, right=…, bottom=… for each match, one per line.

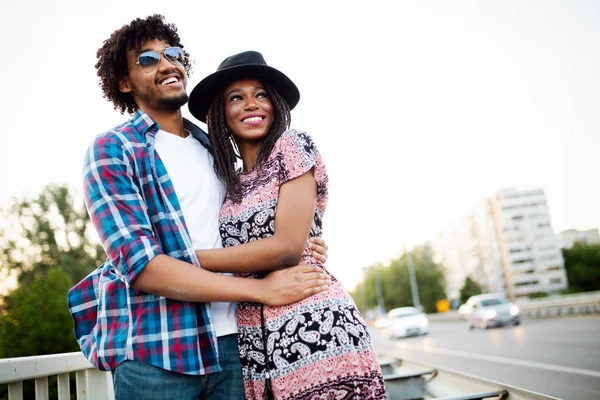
left=206, top=81, right=291, bottom=203
left=95, top=14, right=192, bottom=114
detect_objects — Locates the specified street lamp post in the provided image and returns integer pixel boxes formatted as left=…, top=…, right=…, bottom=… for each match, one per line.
left=406, top=250, right=421, bottom=310
left=375, top=265, right=385, bottom=315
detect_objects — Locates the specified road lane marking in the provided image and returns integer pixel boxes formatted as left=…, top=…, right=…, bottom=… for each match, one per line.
left=394, top=342, right=600, bottom=378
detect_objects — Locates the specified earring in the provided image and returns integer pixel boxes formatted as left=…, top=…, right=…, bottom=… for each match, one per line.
left=228, top=129, right=242, bottom=159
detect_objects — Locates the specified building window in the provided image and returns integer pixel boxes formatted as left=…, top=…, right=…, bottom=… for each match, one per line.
left=514, top=280, right=539, bottom=287
left=516, top=269, right=535, bottom=275
left=550, top=278, right=562, bottom=284
left=513, top=259, right=533, bottom=264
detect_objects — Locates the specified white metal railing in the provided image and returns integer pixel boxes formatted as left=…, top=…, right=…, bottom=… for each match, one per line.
left=0, top=352, right=113, bottom=400
left=379, top=354, right=561, bottom=400
left=3, top=351, right=558, bottom=400
left=517, top=290, right=600, bottom=318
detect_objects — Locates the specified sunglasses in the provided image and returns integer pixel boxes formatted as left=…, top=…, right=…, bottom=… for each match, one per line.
left=128, top=47, right=185, bottom=73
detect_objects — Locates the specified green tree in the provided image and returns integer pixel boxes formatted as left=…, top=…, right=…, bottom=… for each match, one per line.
left=0, top=269, right=79, bottom=358
left=0, top=184, right=105, bottom=362
left=0, top=184, right=104, bottom=286
left=459, top=276, right=483, bottom=305
left=562, top=243, right=600, bottom=293
left=351, top=245, right=447, bottom=314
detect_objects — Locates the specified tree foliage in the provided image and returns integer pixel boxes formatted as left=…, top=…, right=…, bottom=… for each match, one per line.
left=459, top=275, right=483, bottom=305
left=562, top=243, right=600, bottom=293
left=0, top=184, right=104, bottom=286
left=0, top=268, right=79, bottom=358
left=0, top=184, right=105, bottom=361
left=351, top=245, right=447, bottom=314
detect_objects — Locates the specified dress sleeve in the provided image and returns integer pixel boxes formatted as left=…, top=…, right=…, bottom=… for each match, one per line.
left=276, top=129, right=328, bottom=195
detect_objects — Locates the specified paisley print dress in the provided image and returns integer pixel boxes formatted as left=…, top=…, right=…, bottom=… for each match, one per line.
left=219, top=130, right=386, bottom=399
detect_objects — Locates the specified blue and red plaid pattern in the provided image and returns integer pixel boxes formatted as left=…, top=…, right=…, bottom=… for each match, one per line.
left=68, top=110, right=220, bottom=375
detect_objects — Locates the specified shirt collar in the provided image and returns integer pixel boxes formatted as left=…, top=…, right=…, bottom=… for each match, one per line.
left=130, top=109, right=158, bottom=136
left=130, top=109, right=211, bottom=150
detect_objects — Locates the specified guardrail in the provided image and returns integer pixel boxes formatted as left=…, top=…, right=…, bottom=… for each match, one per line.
left=379, top=355, right=561, bottom=400
left=516, top=290, right=600, bottom=319
left=427, top=291, right=600, bottom=322
left=0, top=352, right=113, bottom=400
left=1, top=351, right=562, bottom=400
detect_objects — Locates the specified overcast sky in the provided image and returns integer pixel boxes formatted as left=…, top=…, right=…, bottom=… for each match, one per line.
left=1, top=0, right=598, bottom=290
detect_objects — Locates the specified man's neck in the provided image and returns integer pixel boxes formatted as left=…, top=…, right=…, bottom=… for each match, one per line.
left=143, top=107, right=186, bottom=137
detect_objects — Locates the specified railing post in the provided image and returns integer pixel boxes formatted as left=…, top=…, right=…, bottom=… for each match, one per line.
left=57, top=372, right=71, bottom=400
left=87, top=368, right=112, bottom=399
left=8, top=382, right=23, bottom=400
left=35, top=377, right=49, bottom=399
left=76, top=370, right=89, bottom=400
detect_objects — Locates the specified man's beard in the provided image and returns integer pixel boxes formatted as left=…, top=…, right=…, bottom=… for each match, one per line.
left=158, top=92, right=189, bottom=111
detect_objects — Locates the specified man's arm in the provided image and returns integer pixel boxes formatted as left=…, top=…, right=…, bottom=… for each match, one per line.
left=132, top=254, right=330, bottom=306
left=196, top=171, right=320, bottom=273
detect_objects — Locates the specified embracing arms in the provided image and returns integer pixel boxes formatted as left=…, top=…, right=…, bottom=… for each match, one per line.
left=195, top=171, right=322, bottom=273
left=84, top=134, right=329, bottom=306
left=133, top=254, right=328, bottom=306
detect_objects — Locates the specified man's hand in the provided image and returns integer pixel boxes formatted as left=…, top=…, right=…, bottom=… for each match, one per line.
left=259, top=264, right=331, bottom=306
left=309, top=237, right=328, bottom=264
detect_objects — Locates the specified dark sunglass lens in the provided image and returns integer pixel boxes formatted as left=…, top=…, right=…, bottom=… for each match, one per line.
left=165, top=47, right=184, bottom=64
left=138, top=51, right=160, bottom=69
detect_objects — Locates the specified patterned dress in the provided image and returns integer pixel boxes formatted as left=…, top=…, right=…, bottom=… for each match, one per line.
left=219, top=129, right=386, bottom=399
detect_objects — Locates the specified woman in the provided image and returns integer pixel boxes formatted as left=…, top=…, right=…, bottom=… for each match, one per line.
left=188, top=51, right=386, bottom=399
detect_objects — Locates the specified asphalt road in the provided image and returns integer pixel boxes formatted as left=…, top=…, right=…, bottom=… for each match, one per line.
left=369, top=316, right=600, bottom=400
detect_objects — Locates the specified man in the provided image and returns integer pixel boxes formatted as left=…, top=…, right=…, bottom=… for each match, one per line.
left=68, top=14, right=330, bottom=399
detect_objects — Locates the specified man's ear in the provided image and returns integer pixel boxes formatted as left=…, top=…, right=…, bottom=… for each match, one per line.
left=119, top=76, right=132, bottom=93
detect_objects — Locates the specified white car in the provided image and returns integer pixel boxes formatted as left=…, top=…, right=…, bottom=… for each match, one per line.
left=463, top=293, right=521, bottom=329
left=385, top=307, right=429, bottom=338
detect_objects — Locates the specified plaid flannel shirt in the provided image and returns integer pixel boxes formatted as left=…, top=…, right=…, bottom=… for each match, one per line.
left=67, top=110, right=221, bottom=375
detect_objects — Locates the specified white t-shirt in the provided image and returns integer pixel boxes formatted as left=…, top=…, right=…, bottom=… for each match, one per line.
left=155, top=129, right=237, bottom=337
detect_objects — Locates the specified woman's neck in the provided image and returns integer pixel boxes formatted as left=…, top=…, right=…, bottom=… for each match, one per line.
left=237, top=141, right=261, bottom=173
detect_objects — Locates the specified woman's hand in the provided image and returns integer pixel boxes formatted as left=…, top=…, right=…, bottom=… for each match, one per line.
left=258, top=264, right=331, bottom=306
left=309, top=237, right=328, bottom=264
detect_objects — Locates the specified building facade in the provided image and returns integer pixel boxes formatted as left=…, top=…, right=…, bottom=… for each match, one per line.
left=433, top=188, right=568, bottom=301
left=559, top=228, right=600, bottom=249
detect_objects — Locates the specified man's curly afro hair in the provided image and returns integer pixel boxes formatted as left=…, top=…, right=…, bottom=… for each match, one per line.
left=95, top=14, right=193, bottom=114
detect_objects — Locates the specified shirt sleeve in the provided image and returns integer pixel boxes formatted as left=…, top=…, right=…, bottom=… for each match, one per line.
left=83, top=133, right=162, bottom=287
left=276, top=129, right=327, bottom=194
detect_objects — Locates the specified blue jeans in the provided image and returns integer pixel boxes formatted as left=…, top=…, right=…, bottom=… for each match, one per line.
left=113, top=334, right=244, bottom=399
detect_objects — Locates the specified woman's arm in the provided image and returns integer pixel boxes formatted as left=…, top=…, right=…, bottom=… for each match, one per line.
left=196, top=171, right=318, bottom=273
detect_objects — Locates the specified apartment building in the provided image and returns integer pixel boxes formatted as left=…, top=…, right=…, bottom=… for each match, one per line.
left=559, top=228, right=600, bottom=249
left=433, top=188, right=568, bottom=301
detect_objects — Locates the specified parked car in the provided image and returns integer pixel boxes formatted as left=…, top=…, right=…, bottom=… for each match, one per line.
left=463, top=293, right=521, bottom=329
left=384, top=307, right=429, bottom=338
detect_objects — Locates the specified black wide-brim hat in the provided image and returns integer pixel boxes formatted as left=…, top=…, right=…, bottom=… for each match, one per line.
left=188, top=51, right=300, bottom=123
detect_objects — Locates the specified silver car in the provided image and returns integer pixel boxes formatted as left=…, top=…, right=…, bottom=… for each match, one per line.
left=464, top=293, right=521, bottom=329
